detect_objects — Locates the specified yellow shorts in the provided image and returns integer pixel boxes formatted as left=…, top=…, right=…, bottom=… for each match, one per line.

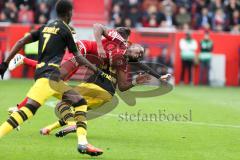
left=27, top=78, right=72, bottom=105
left=74, top=82, right=113, bottom=110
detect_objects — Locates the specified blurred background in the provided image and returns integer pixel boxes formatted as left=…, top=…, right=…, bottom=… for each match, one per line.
left=0, top=0, right=239, bottom=86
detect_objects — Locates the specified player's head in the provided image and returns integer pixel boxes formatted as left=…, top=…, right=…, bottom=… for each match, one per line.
left=56, top=0, right=73, bottom=24
left=116, top=27, right=131, bottom=40
left=125, top=43, right=144, bottom=62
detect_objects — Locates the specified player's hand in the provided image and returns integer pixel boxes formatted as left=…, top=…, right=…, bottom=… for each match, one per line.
left=135, top=73, right=151, bottom=84
left=160, top=74, right=171, bottom=81
left=0, top=62, right=8, bottom=79
left=97, top=47, right=107, bottom=58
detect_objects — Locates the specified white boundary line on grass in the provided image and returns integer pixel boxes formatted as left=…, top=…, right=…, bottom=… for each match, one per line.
left=105, top=113, right=240, bottom=129
left=45, top=100, right=240, bottom=129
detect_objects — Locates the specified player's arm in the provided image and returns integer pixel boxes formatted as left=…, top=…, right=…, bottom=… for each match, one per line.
left=93, top=23, right=108, bottom=58
left=72, top=51, right=99, bottom=73
left=137, top=62, right=161, bottom=79
left=136, top=61, right=171, bottom=81
left=116, top=68, right=150, bottom=92
left=0, top=27, right=42, bottom=79
left=60, top=57, right=79, bottom=81
left=93, top=24, right=127, bottom=55
left=5, top=34, right=33, bottom=64
left=66, top=30, right=99, bottom=73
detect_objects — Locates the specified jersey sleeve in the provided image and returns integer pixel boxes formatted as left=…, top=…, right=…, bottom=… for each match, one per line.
left=30, top=25, right=45, bottom=42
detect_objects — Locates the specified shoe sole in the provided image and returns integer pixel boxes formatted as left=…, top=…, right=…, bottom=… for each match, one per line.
left=78, top=149, right=103, bottom=156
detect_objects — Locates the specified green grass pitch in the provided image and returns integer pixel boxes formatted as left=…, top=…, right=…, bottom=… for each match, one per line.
left=0, top=79, right=240, bottom=160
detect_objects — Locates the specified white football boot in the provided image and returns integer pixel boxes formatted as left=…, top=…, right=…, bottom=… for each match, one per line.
left=8, top=54, right=25, bottom=71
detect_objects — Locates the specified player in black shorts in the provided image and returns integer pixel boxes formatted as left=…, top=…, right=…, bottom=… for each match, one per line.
left=0, top=0, right=104, bottom=156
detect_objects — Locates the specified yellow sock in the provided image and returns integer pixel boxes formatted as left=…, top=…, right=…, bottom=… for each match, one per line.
left=45, top=122, right=61, bottom=132
left=75, top=105, right=88, bottom=145
left=0, top=106, right=35, bottom=138
left=0, top=122, right=13, bottom=138
left=77, top=122, right=88, bottom=145
left=67, top=121, right=76, bottom=126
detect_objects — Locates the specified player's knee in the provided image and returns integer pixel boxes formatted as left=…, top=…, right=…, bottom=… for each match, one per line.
left=25, top=103, right=39, bottom=115
left=25, top=98, right=41, bottom=115
left=72, top=98, right=87, bottom=108
left=62, top=90, right=84, bottom=106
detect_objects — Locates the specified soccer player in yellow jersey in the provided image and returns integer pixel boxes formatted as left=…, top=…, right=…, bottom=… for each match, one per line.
left=0, top=0, right=106, bottom=156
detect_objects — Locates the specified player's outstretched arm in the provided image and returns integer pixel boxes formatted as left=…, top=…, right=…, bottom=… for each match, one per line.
left=72, top=51, right=98, bottom=73
left=0, top=34, right=33, bottom=79
left=6, top=34, right=33, bottom=64
left=93, top=23, right=108, bottom=58
left=137, top=62, right=171, bottom=81
left=136, top=62, right=161, bottom=79
left=117, top=69, right=150, bottom=92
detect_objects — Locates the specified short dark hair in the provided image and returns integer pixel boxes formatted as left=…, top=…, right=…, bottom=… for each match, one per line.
left=116, top=27, right=131, bottom=40
left=56, top=0, right=73, bottom=17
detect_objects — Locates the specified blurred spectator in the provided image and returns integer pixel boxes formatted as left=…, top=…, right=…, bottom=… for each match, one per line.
left=128, top=5, right=142, bottom=27
left=225, top=0, right=240, bottom=20
left=175, top=0, right=192, bottom=9
left=192, top=0, right=210, bottom=15
left=176, top=6, right=191, bottom=29
left=143, top=13, right=159, bottom=27
left=124, top=18, right=133, bottom=28
left=179, top=32, right=198, bottom=84
left=111, top=3, right=124, bottom=27
left=160, top=0, right=177, bottom=14
left=0, top=0, right=239, bottom=34
left=13, top=0, right=35, bottom=8
left=35, top=2, right=49, bottom=24
left=129, top=0, right=139, bottom=6
left=182, top=23, right=191, bottom=32
left=111, top=3, right=122, bottom=21
left=113, top=15, right=123, bottom=27
left=199, top=32, right=213, bottom=85
left=212, top=9, right=226, bottom=31
left=142, top=5, right=166, bottom=27
left=18, top=4, right=34, bottom=24
left=161, top=0, right=177, bottom=27
left=0, top=11, right=11, bottom=22
left=209, top=0, right=224, bottom=14
left=196, top=7, right=212, bottom=29
left=231, top=24, right=240, bottom=34
left=3, top=0, right=18, bottom=23
left=229, top=10, right=240, bottom=27
left=38, top=14, right=48, bottom=24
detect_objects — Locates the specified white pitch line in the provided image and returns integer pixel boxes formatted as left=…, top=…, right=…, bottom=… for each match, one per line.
left=105, top=113, right=240, bottom=129
left=45, top=100, right=240, bottom=129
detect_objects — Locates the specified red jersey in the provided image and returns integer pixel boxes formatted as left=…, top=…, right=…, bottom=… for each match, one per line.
left=61, top=30, right=128, bottom=81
